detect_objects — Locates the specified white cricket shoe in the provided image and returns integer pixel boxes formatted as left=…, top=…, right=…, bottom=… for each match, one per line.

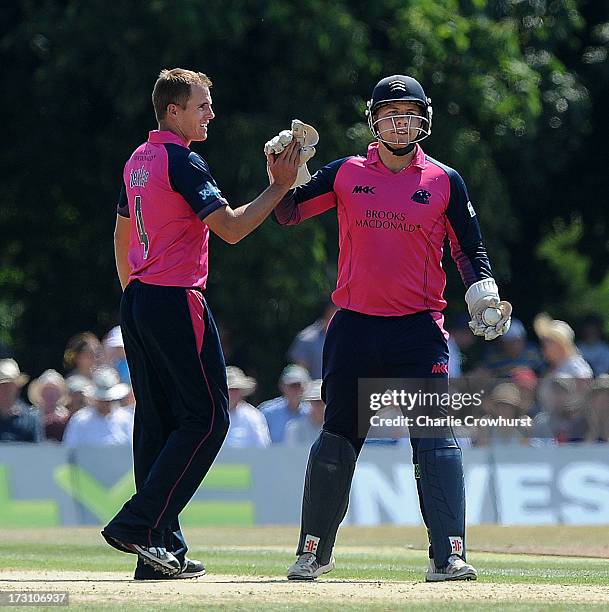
left=101, top=530, right=181, bottom=576
left=425, top=555, right=478, bottom=582
left=287, top=553, right=335, bottom=581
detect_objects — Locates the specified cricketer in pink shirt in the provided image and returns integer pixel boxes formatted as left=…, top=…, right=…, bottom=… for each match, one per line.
left=117, top=130, right=227, bottom=288
left=274, top=141, right=492, bottom=318
left=282, top=76, right=506, bottom=584
left=106, top=68, right=300, bottom=579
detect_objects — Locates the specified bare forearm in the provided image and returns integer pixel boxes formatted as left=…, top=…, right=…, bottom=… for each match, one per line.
left=206, top=141, right=300, bottom=243
left=114, top=215, right=131, bottom=290
left=114, top=238, right=130, bottom=290
left=228, top=183, right=291, bottom=242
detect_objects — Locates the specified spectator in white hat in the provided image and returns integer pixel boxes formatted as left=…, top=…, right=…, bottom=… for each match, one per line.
left=535, top=314, right=593, bottom=378
left=28, top=369, right=70, bottom=442
left=223, top=367, right=270, bottom=448
left=534, top=313, right=593, bottom=411
left=258, top=365, right=311, bottom=444
left=103, top=326, right=131, bottom=384
left=285, top=380, right=325, bottom=446
left=65, top=375, right=94, bottom=416
left=0, top=358, right=42, bottom=443
left=62, top=367, right=133, bottom=448
left=102, top=327, right=135, bottom=409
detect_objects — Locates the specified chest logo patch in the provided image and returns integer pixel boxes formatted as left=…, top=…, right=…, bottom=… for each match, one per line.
left=411, top=189, right=431, bottom=205
left=353, top=185, right=376, bottom=194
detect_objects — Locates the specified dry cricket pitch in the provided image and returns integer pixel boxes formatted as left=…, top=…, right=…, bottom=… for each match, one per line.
left=1, top=526, right=609, bottom=610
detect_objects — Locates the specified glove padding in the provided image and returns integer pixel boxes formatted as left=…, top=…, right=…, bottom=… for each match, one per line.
left=264, top=119, right=319, bottom=188
left=464, top=278, right=512, bottom=341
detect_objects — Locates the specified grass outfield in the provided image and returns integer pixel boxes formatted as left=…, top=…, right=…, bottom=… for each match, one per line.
left=1, top=526, right=609, bottom=609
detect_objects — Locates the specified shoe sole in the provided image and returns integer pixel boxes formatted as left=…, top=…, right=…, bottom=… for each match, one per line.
left=134, top=562, right=207, bottom=580
left=175, top=568, right=207, bottom=579
left=135, top=569, right=206, bottom=581
left=101, top=532, right=180, bottom=576
left=131, top=545, right=181, bottom=576
left=425, top=569, right=478, bottom=582
left=287, top=560, right=335, bottom=581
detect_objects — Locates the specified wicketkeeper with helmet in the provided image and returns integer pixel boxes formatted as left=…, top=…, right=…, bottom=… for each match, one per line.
left=268, top=75, right=512, bottom=582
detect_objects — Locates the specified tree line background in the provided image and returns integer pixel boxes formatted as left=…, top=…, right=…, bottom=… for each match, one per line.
left=1, top=0, right=608, bottom=397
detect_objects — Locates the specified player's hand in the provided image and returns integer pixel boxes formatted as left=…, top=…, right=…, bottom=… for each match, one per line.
left=267, top=140, right=301, bottom=189
left=464, top=278, right=512, bottom=341
left=264, top=119, right=319, bottom=188
left=264, top=129, right=294, bottom=156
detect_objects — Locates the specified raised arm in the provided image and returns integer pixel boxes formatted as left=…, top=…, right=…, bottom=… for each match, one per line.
left=170, top=140, right=300, bottom=244
left=274, top=157, right=350, bottom=226
left=205, top=141, right=300, bottom=243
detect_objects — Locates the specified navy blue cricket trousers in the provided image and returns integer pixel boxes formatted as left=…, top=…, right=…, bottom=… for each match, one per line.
left=309, top=308, right=465, bottom=566
left=322, top=308, right=454, bottom=451
left=104, top=280, right=229, bottom=551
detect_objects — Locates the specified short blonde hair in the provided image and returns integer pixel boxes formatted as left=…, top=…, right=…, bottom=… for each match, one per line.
left=152, top=68, right=212, bottom=122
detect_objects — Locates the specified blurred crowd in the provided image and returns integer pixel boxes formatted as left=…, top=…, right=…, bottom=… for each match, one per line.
left=446, top=312, right=609, bottom=446
left=1, top=305, right=609, bottom=449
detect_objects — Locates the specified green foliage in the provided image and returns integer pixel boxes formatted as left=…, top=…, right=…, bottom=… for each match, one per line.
left=537, top=217, right=609, bottom=325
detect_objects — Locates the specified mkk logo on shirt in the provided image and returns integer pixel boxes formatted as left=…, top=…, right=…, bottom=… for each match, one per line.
left=411, top=189, right=431, bottom=205
left=353, top=185, right=376, bottom=194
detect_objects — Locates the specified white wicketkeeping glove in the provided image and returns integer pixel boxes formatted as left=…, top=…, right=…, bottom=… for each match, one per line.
left=464, top=278, right=512, bottom=341
left=264, top=119, right=319, bottom=188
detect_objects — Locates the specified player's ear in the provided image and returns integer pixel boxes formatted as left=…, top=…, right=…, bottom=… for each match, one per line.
left=167, top=103, right=178, bottom=117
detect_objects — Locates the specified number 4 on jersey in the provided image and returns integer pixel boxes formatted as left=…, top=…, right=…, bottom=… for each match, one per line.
left=134, top=195, right=149, bottom=260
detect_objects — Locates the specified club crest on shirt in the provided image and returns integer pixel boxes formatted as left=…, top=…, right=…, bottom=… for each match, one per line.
left=411, top=189, right=431, bottom=205
left=129, top=166, right=150, bottom=188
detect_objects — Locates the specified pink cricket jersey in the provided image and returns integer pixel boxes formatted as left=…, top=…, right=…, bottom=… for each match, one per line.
left=274, top=142, right=492, bottom=316
left=116, top=130, right=227, bottom=289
